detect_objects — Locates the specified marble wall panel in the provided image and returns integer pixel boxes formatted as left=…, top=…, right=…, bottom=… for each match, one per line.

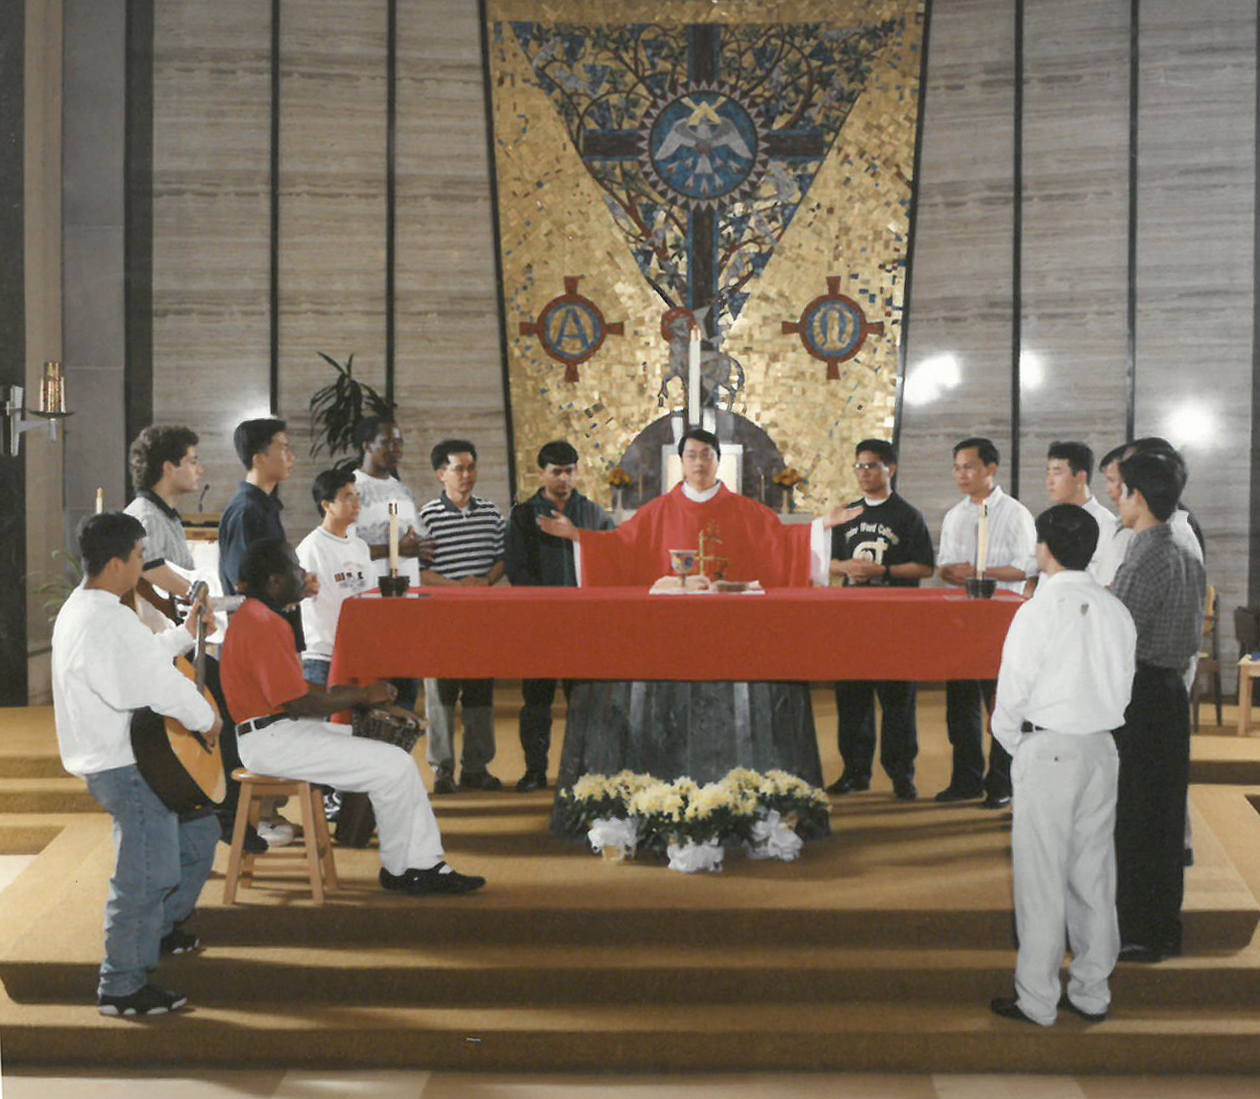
left=24, top=0, right=64, bottom=700
left=152, top=0, right=272, bottom=514
left=896, top=0, right=1017, bottom=546
left=1135, top=0, right=1256, bottom=679
left=1018, top=0, right=1131, bottom=510
left=395, top=0, right=509, bottom=510
left=276, top=0, right=390, bottom=523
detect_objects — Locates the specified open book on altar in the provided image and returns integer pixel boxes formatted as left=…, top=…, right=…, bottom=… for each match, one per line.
left=649, top=576, right=765, bottom=595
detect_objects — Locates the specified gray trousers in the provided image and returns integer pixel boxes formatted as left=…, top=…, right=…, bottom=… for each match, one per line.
left=425, top=678, right=496, bottom=776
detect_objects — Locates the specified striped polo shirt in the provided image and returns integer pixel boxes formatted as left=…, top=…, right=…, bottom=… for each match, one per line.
left=418, top=492, right=506, bottom=580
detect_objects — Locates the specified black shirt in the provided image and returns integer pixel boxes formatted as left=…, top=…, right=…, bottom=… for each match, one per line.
left=830, top=493, right=935, bottom=587
left=505, top=490, right=615, bottom=588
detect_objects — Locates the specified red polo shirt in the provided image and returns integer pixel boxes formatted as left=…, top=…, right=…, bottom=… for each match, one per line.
left=220, top=597, right=308, bottom=723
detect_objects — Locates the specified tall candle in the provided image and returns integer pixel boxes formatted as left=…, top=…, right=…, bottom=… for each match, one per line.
left=687, top=325, right=701, bottom=426
left=95, top=487, right=104, bottom=515
left=976, top=501, right=989, bottom=577
left=388, top=500, right=400, bottom=575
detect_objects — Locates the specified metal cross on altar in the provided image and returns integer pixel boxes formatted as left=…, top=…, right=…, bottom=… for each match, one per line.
left=696, top=527, right=728, bottom=580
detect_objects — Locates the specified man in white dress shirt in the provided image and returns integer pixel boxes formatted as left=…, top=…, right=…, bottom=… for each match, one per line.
left=1046, top=441, right=1126, bottom=587
left=989, top=504, right=1136, bottom=1026
left=52, top=513, right=223, bottom=1017
left=936, top=437, right=1038, bottom=808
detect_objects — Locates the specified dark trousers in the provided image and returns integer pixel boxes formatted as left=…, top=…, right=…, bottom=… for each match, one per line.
left=437, top=678, right=493, bottom=708
left=1115, top=662, right=1190, bottom=953
left=519, top=678, right=573, bottom=775
left=945, top=679, right=1010, bottom=798
left=834, top=680, right=917, bottom=784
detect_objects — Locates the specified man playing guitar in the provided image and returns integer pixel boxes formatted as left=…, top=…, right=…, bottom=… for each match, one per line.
left=51, top=512, right=222, bottom=1017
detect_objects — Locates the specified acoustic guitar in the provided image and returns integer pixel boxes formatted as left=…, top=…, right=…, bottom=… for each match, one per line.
left=130, top=580, right=227, bottom=812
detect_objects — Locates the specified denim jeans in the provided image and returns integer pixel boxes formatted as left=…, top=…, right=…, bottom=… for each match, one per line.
left=84, top=765, right=219, bottom=998
left=302, top=657, right=331, bottom=686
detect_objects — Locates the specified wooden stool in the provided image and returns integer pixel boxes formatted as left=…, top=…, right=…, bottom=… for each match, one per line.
left=222, top=769, right=338, bottom=904
left=1236, top=657, right=1260, bottom=737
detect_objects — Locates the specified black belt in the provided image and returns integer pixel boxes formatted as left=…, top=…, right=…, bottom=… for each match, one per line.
left=236, top=714, right=291, bottom=736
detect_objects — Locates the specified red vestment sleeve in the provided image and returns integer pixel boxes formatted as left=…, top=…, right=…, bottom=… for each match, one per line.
left=578, top=484, right=814, bottom=589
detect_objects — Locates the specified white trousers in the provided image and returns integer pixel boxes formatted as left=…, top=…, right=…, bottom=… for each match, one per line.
left=1011, top=730, right=1120, bottom=1025
left=237, top=717, right=444, bottom=875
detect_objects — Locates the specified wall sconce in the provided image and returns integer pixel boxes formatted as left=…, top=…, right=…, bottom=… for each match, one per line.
left=5, top=362, right=72, bottom=457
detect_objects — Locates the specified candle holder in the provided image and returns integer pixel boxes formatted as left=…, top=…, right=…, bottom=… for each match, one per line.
left=965, top=577, right=997, bottom=599
left=5, top=385, right=72, bottom=458
left=379, top=573, right=411, bottom=598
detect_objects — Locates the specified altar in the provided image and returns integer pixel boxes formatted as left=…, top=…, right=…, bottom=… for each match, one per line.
left=328, top=587, right=1022, bottom=828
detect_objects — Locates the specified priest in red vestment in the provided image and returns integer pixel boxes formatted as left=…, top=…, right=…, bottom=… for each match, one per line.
left=539, top=428, right=856, bottom=588
left=541, top=428, right=860, bottom=838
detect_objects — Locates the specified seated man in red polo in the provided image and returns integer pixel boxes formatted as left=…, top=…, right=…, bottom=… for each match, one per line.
left=219, top=538, right=484, bottom=896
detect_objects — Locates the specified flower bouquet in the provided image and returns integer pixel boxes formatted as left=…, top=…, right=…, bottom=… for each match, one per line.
left=563, top=770, right=654, bottom=860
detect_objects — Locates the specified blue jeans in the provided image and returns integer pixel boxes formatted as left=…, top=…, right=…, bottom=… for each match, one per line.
left=85, top=765, right=219, bottom=998
left=302, top=657, right=331, bottom=686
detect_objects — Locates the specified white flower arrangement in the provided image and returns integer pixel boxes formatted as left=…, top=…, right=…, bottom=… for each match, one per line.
left=563, top=767, right=830, bottom=866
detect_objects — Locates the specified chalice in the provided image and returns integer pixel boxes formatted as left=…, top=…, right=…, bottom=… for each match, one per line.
left=669, top=548, right=698, bottom=589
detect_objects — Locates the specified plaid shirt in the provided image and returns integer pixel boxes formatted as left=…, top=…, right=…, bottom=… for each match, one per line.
left=1111, top=523, right=1206, bottom=670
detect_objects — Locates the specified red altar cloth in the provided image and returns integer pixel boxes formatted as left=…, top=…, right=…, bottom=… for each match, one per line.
left=327, top=587, right=1023, bottom=684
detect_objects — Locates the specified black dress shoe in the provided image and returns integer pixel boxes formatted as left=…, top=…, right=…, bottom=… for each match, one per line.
left=515, top=771, right=548, bottom=792
left=826, top=775, right=870, bottom=795
left=1058, top=994, right=1107, bottom=1023
left=1117, top=943, right=1163, bottom=963
left=892, top=779, right=918, bottom=801
left=981, top=793, right=1012, bottom=810
left=989, top=996, right=1040, bottom=1025
left=432, top=773, right=457, bottom=795
left=934, top=785, right=983, bottom=803
left=380, top=862, right=486, bottom=896
left=459, top=770, right=503, bottom=791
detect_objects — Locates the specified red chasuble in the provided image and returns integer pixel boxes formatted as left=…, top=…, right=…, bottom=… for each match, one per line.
left=579, top=483, right=813, bottom=588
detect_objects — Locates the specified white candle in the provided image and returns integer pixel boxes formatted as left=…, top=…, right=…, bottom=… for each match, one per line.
left=687, top=324, right=701, bottom=426
left=95, top=487, right=104, bottom=515
left=976, top=502, right=989, bottom=577
left=388, top=500, right=400, bottom=575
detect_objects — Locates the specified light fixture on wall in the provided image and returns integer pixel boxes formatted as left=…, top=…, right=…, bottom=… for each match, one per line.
left=5, top=362, right=72, bottom=457
left=1163, top=401, right=1218, bottom=450
left=902, top=353, right=961, bottom=407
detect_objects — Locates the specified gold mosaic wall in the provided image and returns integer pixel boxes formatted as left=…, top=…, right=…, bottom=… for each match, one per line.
left=485, top=0, right=927, bottom=511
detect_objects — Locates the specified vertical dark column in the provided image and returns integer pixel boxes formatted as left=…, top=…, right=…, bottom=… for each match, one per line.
left=0, top=0, right=27, bottom=705
left=478, top=0, right=517, bottom=496
left=124, top=0, right=155, bottom=472
left=1009, top=0, right=1024, bottom=498
left=891, top=2, right=934, bottom=468
left=1126, top=0, right=1139, bottom=442
left=687, top=24, right=720, bottom=321
left=269, top=0, right=281, bottom=414
left=385, top=0, right=397, bottom=406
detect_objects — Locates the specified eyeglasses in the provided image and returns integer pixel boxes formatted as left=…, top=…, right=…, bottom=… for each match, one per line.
left=853, top=462, right=887, bottom=472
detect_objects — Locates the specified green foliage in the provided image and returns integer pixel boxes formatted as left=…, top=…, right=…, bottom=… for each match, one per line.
left=308, top=352, right=394, bottom=461
left=34, top=549, right=84, bottom=624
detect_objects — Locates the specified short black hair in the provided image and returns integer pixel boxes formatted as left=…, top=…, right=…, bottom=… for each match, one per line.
left=311, top=467, right=357, bottom=518
left=954, top=437, right=1000, bottom=467
left=1047, top=441, right=1094, bottom=479
left=78, top=512, right=146, bottom=579
left=1099, top=443, right=1127, bottom=470
left=354, top=415, right=395, bottom=452
left=855, top=439, right=896, bottom=466
left=431, top=438, right=476, bottom=470
left=1118, top=451, right=1184, bottom=522
left=677, top=427, right=721, bottom=459
left=1128, top=436, right=1188, bottom=488
left=238, top=538, right=293, bottom=596
left=1035, top=504, right=1099, bottom=571
left=537, top=440, right=579, bottom=468
left=128, top=425, right=199, bottom=492
left=233, top=418, right=286, bottom=470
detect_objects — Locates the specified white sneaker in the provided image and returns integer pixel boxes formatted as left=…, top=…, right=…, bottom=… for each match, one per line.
left=256, top=819, right=295, bottom=848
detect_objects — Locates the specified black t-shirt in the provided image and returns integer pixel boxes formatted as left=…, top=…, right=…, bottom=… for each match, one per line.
left=830, top=493, right=935, bottom=587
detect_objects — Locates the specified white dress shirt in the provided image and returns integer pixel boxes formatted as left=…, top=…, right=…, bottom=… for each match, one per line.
left=991, top=569, right=1136, bottom=756
left=938, top=485, right=1038, bottom=593
left=51, top=586, right=214, bottom=778
left=1081, top=493, right=1126, bottom=587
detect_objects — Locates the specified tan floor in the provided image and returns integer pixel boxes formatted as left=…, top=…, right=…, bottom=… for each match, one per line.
left=6, top=1069, right=1260, bottom=1098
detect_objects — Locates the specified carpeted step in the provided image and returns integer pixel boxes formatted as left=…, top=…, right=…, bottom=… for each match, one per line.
left=7, top=942, right=1260, bottom=1010
left=5, top=999, right=1260, bottom=1073
left=0, top=777, right=96, bottom=814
